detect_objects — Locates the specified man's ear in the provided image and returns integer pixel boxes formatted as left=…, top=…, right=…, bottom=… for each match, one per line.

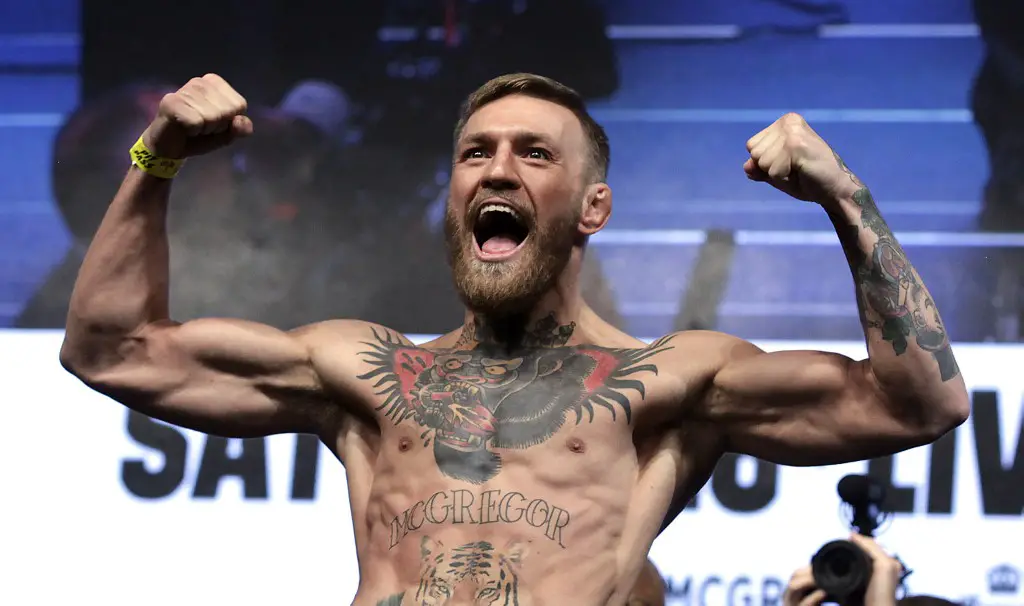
left=579, top=183, right=612, bottom=235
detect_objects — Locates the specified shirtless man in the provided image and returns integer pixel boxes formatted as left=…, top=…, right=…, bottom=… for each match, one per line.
left=60, top=73, right=969, bottom=605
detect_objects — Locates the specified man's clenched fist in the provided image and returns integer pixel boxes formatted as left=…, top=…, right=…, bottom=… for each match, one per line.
left=744, top=113, right=863, bottom=205
left=142, top=74, right=253, bottom=159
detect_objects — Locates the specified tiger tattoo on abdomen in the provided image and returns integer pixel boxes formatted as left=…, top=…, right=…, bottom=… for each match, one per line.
left=377, top=537, right=530, bottom=605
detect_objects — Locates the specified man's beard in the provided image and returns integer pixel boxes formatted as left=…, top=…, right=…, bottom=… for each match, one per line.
left=445, top=203, right=580, bottom=318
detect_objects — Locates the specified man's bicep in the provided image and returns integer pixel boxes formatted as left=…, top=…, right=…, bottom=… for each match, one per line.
left=705, top=344, right=917, bottom=466
left=86, top=318, right=328, bottom=437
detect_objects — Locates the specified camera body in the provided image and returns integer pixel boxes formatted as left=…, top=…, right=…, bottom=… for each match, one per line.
left=810, top=475, right=888, bottom=603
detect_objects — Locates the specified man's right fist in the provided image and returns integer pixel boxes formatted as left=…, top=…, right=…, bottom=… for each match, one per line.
left=142, top=74, right=253, bottom=159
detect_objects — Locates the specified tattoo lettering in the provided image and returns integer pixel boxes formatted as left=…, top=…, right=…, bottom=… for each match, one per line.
left=390, top=489, right=571, bottom=549
left=831, top=182, right=960, bottom=381
left=358, top=329, right=674, bottom=483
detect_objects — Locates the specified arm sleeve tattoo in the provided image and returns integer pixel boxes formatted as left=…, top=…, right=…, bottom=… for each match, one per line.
left=827, top=153, right=960, bottom=382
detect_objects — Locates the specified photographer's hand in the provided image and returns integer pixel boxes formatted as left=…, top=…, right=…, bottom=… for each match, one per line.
left=849, top=534, right=904, bottom=606
left=784, top=566, right=828, bottom=606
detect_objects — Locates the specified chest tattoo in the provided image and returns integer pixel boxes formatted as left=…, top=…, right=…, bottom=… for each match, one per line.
left=357, top=329, right=674, bottom=483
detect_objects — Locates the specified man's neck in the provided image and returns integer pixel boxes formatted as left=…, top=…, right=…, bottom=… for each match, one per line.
left=454, top=311, right=578, bottom=352
left=452, top=251, right=594, bottom=352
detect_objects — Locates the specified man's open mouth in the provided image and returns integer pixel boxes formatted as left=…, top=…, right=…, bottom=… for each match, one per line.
left=472, top=202, right=530, bottom=260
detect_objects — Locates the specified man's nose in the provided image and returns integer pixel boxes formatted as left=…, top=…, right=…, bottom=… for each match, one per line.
left=481, top=149, right=521, bottom=191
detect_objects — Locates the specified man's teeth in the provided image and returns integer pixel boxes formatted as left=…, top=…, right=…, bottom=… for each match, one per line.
left=480, top=204, right=521, bottom=221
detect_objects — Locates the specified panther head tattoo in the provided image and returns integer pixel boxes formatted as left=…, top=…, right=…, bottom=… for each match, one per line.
left=358, top=330, right=674, bottom=483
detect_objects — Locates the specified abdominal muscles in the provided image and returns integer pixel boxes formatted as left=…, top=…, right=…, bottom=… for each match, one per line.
left=358, top=467, right=639, bottom=606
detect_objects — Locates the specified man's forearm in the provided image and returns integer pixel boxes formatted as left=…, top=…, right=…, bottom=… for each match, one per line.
left=825, top=156, right=961, bottom=387
left=62, top=168, right=173, bottom=369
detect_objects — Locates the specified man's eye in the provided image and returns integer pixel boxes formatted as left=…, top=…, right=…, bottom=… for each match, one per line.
left=462, top=148, right=487, bottom=159
left=526, top=148, right=551, bottom=160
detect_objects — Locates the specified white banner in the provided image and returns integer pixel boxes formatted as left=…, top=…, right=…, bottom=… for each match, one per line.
left=1, top=331, right=1021, bottom=605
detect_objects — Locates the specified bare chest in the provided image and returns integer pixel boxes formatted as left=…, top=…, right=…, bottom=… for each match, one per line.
left=372, top=420, right=634, bottom=550
left=354, top=337, right=679, bottom=484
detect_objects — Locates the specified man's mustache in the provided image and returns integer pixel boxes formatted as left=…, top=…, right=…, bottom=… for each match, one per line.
left=468, top=190, right=531, bottom=220
left=472, top=190, right=519, bottom=205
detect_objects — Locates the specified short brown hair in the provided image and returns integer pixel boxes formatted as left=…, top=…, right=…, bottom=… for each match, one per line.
left=453, top=73, right=610, bottom=182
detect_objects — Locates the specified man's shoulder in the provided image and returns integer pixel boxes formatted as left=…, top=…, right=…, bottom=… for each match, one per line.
left=291, top=320, right=433, bottom=400
left=291, top=319, right=422, bottom=351
left=663, top=329, right=756, bottom=350
left=644, top=330, right=762, bottom=369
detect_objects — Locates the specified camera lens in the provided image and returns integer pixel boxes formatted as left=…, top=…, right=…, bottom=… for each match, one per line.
left=826, top=551, right=853, bottom=576
left=811, top=540, right=873, bottom=601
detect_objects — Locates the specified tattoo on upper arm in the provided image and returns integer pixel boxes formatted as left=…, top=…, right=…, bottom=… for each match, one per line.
left=830, top=155, right=960, bottom=382
left=357, top=315, right=674, bottom=483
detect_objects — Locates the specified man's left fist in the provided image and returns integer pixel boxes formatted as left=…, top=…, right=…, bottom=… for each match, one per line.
left=744, top=113, right=863, bottom=204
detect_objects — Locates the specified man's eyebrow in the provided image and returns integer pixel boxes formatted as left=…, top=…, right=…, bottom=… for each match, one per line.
left=459, top=132, right=492, bottom=147
left=516, top=131, right=558, bottom=147
left=459, top=130, right=558, bottom=147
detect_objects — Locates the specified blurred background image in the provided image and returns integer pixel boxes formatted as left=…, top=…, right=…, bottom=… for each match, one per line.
left=8, top=0, right=1024, bottom=340
left=1, top=1, right=1022, bottom=605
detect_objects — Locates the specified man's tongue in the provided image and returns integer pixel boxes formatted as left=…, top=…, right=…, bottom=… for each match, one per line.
left=481, top=236, right=519, bottom=255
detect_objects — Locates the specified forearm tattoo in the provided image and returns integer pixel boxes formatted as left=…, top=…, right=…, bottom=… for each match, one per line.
left=829, top=154, right=960, bottom=381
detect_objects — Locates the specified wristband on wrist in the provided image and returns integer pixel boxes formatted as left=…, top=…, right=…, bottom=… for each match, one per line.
left=129, top=135, right=184, bottom=179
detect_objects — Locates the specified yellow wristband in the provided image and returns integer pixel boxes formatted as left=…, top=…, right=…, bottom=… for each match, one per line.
left=129, top=135, right=184, bottom=179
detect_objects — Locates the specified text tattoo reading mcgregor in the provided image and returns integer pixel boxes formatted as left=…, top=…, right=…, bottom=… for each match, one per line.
left=389, top=488, right=571, bottom=549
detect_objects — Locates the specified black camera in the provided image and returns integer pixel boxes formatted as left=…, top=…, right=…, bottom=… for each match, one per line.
left=810, top=474, right=889, bottom=603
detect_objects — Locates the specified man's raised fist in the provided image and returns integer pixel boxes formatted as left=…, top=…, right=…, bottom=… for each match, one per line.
left=142, top=73, right=253, bottom=159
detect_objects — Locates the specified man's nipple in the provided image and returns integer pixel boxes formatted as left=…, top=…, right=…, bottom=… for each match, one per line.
left=566, top=437, right=586, bottom=454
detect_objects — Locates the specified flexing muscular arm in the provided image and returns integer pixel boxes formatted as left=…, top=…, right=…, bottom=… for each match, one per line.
left=60, top=75, right=337, bottom=438
left=695, top=115, right=969, bottom=466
